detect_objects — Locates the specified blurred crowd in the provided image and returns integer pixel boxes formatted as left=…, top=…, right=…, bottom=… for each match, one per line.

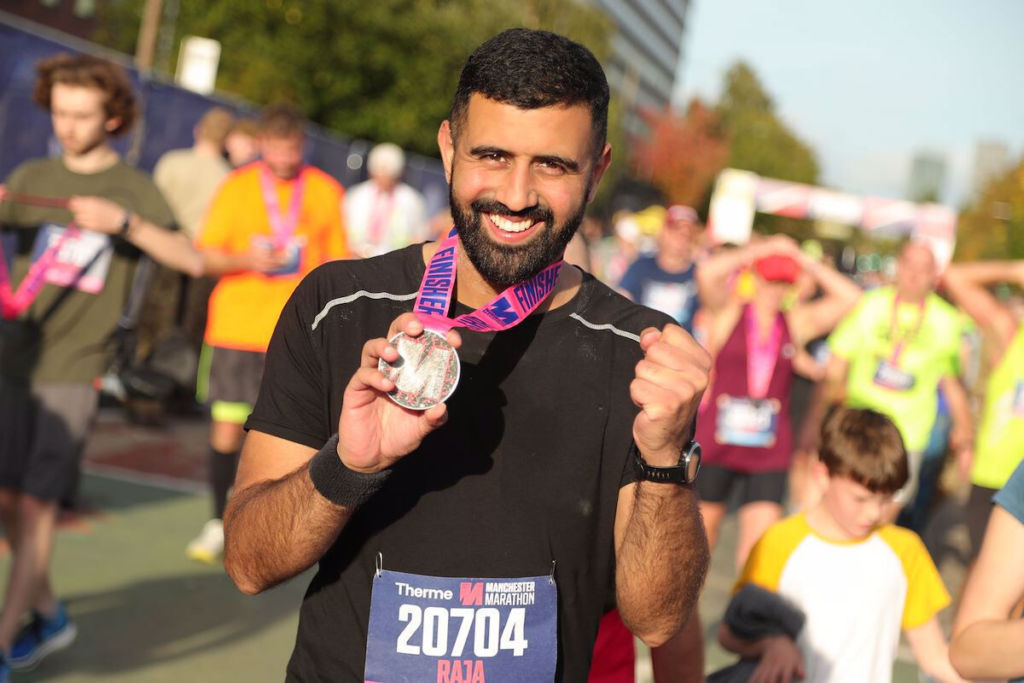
left=0, top=49, right=1022, bottom=683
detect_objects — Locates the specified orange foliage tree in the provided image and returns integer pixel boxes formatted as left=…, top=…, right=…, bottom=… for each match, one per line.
left=631, top=99, right=730, bottom=211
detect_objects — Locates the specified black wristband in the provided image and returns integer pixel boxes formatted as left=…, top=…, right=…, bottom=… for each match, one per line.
left=308, top=434, right=391, bottom=508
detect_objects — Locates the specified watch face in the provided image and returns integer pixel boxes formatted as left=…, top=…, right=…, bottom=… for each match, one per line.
left=685, top=442, right=702, bottom=483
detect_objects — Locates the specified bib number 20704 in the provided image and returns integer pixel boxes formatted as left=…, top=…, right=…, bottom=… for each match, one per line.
left=365, top=569, right=557, bottom=683
left=397, top=605, right=527, bottom=657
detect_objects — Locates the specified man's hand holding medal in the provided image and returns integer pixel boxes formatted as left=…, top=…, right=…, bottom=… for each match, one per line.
left=338, top=312, right=462, bottom=475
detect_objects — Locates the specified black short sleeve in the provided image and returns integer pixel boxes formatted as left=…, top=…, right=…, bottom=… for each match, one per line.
left=245, top=272, right=332, bottom=449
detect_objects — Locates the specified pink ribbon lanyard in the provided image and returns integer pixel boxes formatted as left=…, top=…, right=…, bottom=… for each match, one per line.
left=0, top=194, right=76, bottom=320
left=259, top=164, right=306, bottom=249
left=0, top=226, right=80, bottom=321
left=413, top=229, right=563, bottom=335
left=888, top=296, right=926, bottom=368
left=745, top=305, right=783, bottom=400
left=368, top=187, right=395, bottom=247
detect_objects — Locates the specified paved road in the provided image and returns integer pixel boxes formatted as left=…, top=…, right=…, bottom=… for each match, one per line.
left=1, top=409, right=969, bottom=681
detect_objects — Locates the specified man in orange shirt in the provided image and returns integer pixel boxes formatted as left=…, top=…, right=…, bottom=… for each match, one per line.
left=188, top=103, right=347, bottom=562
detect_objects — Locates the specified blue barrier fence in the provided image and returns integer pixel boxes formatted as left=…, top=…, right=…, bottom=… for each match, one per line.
left=0, top=12, right=450, bottom=218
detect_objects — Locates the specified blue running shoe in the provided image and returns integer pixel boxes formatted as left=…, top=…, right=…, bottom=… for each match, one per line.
left=9, top=604, right=77, bottom=671
left=0, top=654, right=9, bottom=683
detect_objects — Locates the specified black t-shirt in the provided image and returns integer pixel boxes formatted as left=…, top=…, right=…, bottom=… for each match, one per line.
left=247, top=244, right=673, bottom=682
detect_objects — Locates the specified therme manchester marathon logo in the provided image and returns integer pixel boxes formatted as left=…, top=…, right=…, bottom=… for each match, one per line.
left=458, top=581, right=536, bottom=607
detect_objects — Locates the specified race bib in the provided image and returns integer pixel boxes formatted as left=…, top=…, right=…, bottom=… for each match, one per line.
left=642, top=281, right=697, bottom=326
left=32, top=225, right=112, bottom=294
left=365, top=569, right=557, bottom=683
left=715, top=395, right=781, bottom=448
left=1012, top=381, right=1024, bottom=418
left=251, top=235, right=306, bottom=277
left=873, top=359, right=916, bottom=392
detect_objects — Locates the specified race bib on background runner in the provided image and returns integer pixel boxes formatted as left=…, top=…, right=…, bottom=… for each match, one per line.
left=715, top=395, right=781, bottom=448
left=250, top=235, right=306, bottom=277
left=873, top=359, right=916, bottom=392
left=1011, top=381, right=1024, bottom=418
left=365, top=569, right=557, bottom=683
left=642, top=281, right=696, bottom=326
left=31, top=225, right=112, bottom=294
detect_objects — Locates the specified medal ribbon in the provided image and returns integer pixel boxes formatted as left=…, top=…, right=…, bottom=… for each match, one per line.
left=259, top=163, right=306, bottom=249
left=0, top=194, right=79, bottom=321
left=888, top=295, right=926, bottom=368
left=413, top=229, right=563, bottom=335
left=745, top=305, right=784, bottom=400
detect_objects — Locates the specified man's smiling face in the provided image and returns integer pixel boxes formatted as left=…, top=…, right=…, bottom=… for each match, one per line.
left=439, top=94, right=610, bottom=289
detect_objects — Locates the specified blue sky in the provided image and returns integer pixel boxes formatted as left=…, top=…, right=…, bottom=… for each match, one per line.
left=673, top=0, right=1024, bottom=206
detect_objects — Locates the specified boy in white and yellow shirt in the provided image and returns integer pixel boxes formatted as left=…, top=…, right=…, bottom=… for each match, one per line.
left=720, top=407, right=965, bottom=683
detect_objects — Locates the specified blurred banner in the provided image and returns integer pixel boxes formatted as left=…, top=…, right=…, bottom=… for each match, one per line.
left=707, top=167, right=957, bottom=265
left=0, top=12, right=450, bottom=219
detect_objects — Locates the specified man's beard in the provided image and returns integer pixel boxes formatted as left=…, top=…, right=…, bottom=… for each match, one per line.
left=450, top=184, right=589, bottom=290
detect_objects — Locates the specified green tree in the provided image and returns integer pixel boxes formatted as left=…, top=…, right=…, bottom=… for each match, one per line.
left=716, top=62, right=820, bottom=184
left=953, top=157, right=1024, bottom=262
left=714, top=61, right=820, bottom=239
left=95, top=0, right=614, bottom=157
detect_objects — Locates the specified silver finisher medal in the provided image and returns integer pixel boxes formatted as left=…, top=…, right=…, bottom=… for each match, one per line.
left=378, top=330, right=460, bottom=411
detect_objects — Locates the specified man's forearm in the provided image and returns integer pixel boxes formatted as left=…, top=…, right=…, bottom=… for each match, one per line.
left=810, top=260, right=860, bottom=306
left=951, top=620, right=1024, bottom=679
left=616, top=483, right=708, bottom=647
left=948, top=260, right=1022, bottom=287
left=125, top=215, right=204, bottom=277
left=223, top=463, right=352, bottom=595
left=202, top=250, right=254, bottom=277
left=941, top=375, right=973, bottom=447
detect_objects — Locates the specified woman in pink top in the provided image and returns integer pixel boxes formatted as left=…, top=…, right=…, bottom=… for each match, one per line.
left=695, top=236, right=861, bottom=570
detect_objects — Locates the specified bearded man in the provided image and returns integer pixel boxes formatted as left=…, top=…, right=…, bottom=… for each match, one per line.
left=223, top=29, right=711, bottom=683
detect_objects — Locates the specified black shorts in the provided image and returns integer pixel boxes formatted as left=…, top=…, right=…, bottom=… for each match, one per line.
left=697, top=465, right=788, bottom=506
left=0, top=379, right=98, bottom=502
left=199, top=346, right=265, bottom=405
left=964, top=484, right=999, bottom=557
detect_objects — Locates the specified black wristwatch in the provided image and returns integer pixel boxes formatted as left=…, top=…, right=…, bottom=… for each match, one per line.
left=632, top=439, right=702, bottom=485
left=118, top=211, right=133, bottom=238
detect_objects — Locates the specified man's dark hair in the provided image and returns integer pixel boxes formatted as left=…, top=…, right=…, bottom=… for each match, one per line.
left=258, top=103, right=306, bottom=138
left=450, top=29, right=610, bottom=157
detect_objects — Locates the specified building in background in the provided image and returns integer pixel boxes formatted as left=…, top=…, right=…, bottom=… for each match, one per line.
left=590, top=0, right=690, bottom=136
left=970, top=140, right=1011, bottom=200
left=907, top=151, right=947, bottom=203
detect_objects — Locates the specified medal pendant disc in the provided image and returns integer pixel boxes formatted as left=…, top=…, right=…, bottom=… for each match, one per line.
left=378, top=330, right=460, bottom=410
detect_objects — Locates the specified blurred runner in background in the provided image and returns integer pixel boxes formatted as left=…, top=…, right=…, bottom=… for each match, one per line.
left=187, top=104, right=348, bottom=564
left=0, top=53, right=202, bottom=679
left=343, top=142, right=428, bottom=258
left=944, top=260, right=1024, bottom=557
left=224, top=117, right=260, bottom=168
left=154, top=107, right=234, bottom=352
left=619, top=205, right=702, bottom=334
left=695, top=235, right=860, bottom=571
left=825, top=242, right=973, bottom=521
